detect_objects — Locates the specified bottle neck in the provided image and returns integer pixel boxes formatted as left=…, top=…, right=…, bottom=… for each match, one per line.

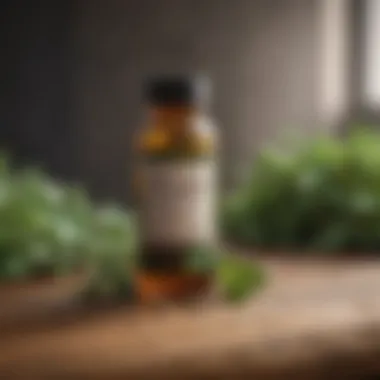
left=148, top=105, right=199, bottom=130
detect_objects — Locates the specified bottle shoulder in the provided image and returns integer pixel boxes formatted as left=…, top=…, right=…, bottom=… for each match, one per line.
left=137, top=114, right=218, bottom=157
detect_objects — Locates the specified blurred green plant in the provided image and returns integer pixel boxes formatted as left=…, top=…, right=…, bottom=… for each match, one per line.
left=82, top=206, right=137, bottom=301
left=184, top=246, right=265, bottom=302
left=0, top=154, right=135, bottom=281
left=0, top=153, right=266, bottom=304
left=216, top=254, right=266, bottom=302
left=222, top=128, right=380, bottom=253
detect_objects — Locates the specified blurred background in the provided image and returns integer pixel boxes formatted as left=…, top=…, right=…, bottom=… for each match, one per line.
left=3, top=1, right=380, bottom=379
left=0, top=0, right=372, bottom=203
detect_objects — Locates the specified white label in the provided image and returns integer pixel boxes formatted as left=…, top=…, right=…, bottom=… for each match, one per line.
left=140, top=161, right=216, bottom=245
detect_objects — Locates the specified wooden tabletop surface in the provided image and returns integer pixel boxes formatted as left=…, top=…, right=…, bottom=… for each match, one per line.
left=1, top=257, right=380, bottom=379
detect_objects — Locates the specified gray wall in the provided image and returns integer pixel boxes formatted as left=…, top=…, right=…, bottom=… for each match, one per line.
left=74, top=0, right=319, bottom=203
left=2, top=1, right=339, bottom=204
left=0, top=1, right=77, bottom=177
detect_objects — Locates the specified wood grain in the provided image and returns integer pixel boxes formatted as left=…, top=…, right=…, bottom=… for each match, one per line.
left=1, top=258, right=380, bottom=379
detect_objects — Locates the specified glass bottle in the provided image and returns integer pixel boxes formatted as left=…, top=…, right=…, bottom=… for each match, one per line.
left=135, top=75, right=218, bottom=302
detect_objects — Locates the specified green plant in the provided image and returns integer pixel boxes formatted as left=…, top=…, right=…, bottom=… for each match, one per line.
left=0, top=155, right=136, bottom=281
left=223, top=128, right=380, bottom=252
left=82, top=206, right=137, bottom=301
left=216, top=255, right=266, bottom=302
left=0, top=154, right=266, bottom=304
left=184, top=246, right=265, bottom=302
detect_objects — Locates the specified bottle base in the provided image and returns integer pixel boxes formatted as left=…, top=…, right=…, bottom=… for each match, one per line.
left=135, top=271, right=212, bottom=304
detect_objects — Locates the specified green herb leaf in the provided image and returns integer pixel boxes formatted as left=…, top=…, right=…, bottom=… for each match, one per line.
left=217, top=256, right=266, bottom=302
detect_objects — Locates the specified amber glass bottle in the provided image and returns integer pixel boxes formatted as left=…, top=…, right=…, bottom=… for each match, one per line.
left=135, top=75, right=218, bottom=302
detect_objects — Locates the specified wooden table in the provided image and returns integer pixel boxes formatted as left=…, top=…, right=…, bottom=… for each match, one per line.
left=1, top=258, right=380, bottom=379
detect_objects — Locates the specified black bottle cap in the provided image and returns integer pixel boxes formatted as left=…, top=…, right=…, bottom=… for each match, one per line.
left=144, top=75, right=211, bottom=107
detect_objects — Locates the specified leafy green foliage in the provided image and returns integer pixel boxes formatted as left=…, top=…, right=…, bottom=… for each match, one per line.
left=185, top=246, right=266, bottom=302
left=82, top=207, right=136, bottom=301
left=0, top=154, right=266, bottom=304
left=0, top=155, right=136, bottom=281
left=223, top=129, right=380, bottom=252
left=217, top=255, right=266, bottom=302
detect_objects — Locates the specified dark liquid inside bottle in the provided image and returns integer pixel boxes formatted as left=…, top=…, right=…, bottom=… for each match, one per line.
left=135, top=75, right=218, bottom=303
